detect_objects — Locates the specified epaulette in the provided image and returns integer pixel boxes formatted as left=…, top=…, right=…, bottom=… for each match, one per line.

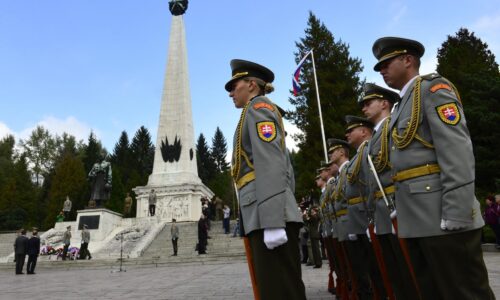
left=420, top=73, right=442, bottom=81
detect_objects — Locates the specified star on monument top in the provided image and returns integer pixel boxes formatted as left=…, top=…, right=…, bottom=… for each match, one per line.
left=169, top=0, right=188, bottom=16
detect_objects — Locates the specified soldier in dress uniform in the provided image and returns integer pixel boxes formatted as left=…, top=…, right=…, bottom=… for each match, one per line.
left=318, top=160, right=339, bottom=295
left=360, top=83, right=420, bottom=299
left=343, top=115, right=386, bottom=300
left=226, top=59, right=305, bottom=300
left=373, top=36, right=494, bottom=299
left=329, top=138, right=355, bottom=300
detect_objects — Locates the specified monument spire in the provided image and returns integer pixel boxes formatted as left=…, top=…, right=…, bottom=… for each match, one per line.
left=134, top=0, right=212, bottom=221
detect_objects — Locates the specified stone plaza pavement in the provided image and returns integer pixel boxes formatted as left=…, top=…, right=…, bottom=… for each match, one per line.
left=0, top=252, right=498, bottom=299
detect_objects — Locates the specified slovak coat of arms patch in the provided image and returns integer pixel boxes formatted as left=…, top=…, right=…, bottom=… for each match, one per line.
left=436, top=102, right=461, bottom=125
left=256, top=121, right=277, bottom=142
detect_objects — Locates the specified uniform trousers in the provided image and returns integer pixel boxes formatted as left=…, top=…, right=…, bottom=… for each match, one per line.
left=27, top=254, right=38, bottom=274
left=15, top=254, right=25, bottom=274
left=346, top=234, right=386, bottom=300
left=406, top=228, right=495, bottom=300
left=323, top=236, right=336, bottom=293
left=310, top=237, right=322, bottom=267
left=248, top=222, right=306, bottom=300
left=378, top=233, right=419, bottom=300
left=172, top=238, right=178, bottom=255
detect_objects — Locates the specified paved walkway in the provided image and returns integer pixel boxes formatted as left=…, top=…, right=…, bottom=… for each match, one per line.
left=1, top=253, right=499, bottom=299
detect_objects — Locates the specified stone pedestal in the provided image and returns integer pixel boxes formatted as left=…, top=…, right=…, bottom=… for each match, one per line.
left=134, top=183, right=212, bottom=221
left=75, top=208, right=123, bottom=243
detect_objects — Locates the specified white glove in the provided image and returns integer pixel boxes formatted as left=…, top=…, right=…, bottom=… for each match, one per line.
left=391, top=224, right=396, bottom=235
left=365, top=229, right=371, bottom=242
left=390, top=210, right=397, bottom=219
left=348, top=234, right=358, bottom=241
left=441, top=219, right=468, bottom=231
left=264, top=228, right=288, bottom=250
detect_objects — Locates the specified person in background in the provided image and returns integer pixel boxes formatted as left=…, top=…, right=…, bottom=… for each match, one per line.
left=223, top=205, right=231, bottom=234
left=62, top=225, right=71, bottom=261
left=14, top=228, right=28, bottom=274
left=484, top=196, right=500, bottom=249
left=55, top=210, right=65, bottom=223
left=63, top=196, right=72, bottom=220
left=171, top=218, right=179, bottom=256
left=79, top=224, right=92, bottom=260
left=197, top=214, right=208, bottom=255
left=27, top=227, right=40, bottom=274
left=148, top=189, right=157, bottom=217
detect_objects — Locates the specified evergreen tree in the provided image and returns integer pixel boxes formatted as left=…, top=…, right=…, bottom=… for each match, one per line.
left=196, top=133, right=216, bottom=184
left=436, top=28, right=500, bottom=191
left=211, top=127, right=229, bottom=173
left=44, top=152, right=87, bottom=228
left=82, top=131, right=106, bottom=174
left=287, top=12, right=364, bottom=196
left=130, top=126, right=154, bottom=183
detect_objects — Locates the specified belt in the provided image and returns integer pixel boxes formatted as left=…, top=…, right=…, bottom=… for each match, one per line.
left=392, top=164, right=440, bottom=182
left=336, top=209, right=347, bottom=217
left=347, top=196, right=365, bottom=205
left=236, top=171, right=255, bottom=190
left=374, top=185, right=395, bottom=199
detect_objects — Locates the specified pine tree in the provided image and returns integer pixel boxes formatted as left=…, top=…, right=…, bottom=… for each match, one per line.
left=82, top=131, right=106, bottom=174
left=196, top=133, right=216, bottom=184
left=211, top=127, right=229, bottom=173
left=436, top=28, right=500, bottom=191
left=287, top=12, right=364, bottom=197
left=130, top=126, right=155, bottom=184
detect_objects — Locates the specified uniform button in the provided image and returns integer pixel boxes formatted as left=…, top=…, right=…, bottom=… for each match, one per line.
left=425, top=185, right=431, bottom=191
left=391, top=146, right=395, bottom=151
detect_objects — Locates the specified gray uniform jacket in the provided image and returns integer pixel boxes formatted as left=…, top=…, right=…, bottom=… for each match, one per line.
left=320, top=178, right=335, bottom=237
left=344, top=141, right=371, bottom=235
left=389, top=74, right=484, bottom=238
left=171, top=224, right=179, bottom=239
left=333, top=161, right=349, bottom=242
left=63, top=230, right=71, bottom=245
left=81, top=230, right=90, bottom=243
left=232, top=96, right=302, bottom=235
left=366, top=118, right=394, bottom=235
left=148, top=192, right=157, bottom=205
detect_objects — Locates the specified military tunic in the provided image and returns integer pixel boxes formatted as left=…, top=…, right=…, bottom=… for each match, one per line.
left=232, top=95, right=305, bottom=300
left=389, top=74, right=493, bottom=299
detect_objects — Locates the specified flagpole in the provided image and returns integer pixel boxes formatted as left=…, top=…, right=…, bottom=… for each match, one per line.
left=310, top=49, right=328, bottom=162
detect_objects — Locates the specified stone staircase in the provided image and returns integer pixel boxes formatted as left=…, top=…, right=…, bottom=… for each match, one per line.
left=142, top=220, right=245, bottom=260
left=0, top=232, right=16, bottom=259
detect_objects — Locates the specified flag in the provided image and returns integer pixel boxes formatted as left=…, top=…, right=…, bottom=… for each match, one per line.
left=292, top=50, right=313, bottom=96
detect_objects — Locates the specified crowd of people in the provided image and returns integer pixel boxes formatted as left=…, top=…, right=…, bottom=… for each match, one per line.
left=227, top=36, right=495, bottom=299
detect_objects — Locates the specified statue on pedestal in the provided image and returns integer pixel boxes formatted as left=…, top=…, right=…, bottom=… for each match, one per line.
left=88, top=154, right=112, bottom=208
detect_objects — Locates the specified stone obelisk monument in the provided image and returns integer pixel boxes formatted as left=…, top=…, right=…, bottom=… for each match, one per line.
left=134, top=0, right=213, bottom=221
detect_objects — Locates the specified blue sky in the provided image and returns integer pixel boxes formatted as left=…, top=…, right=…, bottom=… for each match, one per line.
left=1, top=0, right=499, bottom=154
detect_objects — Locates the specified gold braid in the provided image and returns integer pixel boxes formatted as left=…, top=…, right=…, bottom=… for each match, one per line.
left=392, top=77, right=422, bottom=149
left=347, top=141, right=368, bottom=184
left=231, top=102, right=251, bottom=180
left=373, top=118, right=391, bottom=172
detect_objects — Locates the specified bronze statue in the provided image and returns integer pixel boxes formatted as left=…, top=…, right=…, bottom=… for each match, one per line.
left=169, top=0, right=188, bottom=16
left=88, top=154, right=112, bottom=208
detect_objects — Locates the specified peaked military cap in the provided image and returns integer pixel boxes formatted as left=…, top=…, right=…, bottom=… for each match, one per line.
left=359, top=83, right=400, bottom=106
left=327, top=138, right=349, bottom=153
left=345, top=115, right=374, bottom=132
left=225, top=59, right=275, bottom=92
left=372, top=37, right=425, bottom=71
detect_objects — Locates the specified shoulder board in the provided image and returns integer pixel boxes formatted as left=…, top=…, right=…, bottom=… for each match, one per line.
left=420, top=73, right=442, bottom=81
left=253, top=102, right=275, bottom=111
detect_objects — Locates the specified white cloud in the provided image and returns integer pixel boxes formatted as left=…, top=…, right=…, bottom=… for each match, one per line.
left=474, top=13, right=500, bottom=31
left=18, top=116, right=98, bottom=142
left=0, top=122, right=14, bottom=140
left=420, top=55, right=437, bottom=75
left=283, top=119, right=301, bottom=152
